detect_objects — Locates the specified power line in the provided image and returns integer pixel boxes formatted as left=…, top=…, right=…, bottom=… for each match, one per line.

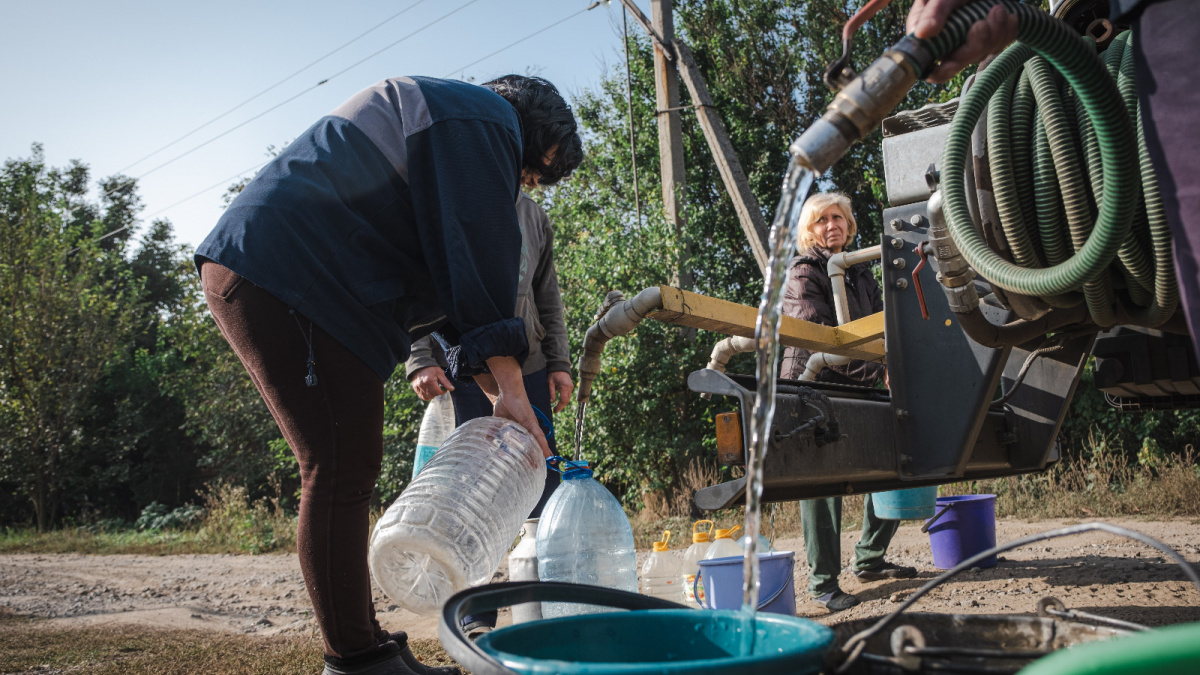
left=144, top=160, right=270, bottom=220
left=117, top=0, right=430, bottom=174
left=67, top=160, right=268, bottom=254
left=110, top=0, right=608, bottom=230
left=102, top=0, right=483, bottom=201
left=442, top=2, right=601, bottom=78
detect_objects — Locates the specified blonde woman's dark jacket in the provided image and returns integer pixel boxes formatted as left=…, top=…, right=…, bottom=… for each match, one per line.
left=779, top=245, right=886, bottom=386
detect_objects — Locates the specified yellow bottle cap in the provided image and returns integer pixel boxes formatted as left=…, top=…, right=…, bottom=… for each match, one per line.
left=714, top=524, right=742, bottom=540
left=692, top=519, right=715, bottom=543
left=652, top=530, right=672, bottom=552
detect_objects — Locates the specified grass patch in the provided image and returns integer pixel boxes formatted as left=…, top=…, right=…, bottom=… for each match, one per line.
left=0, top=609, right=459, bottom=675
left=0, top=482, right=296, bottom=556
left=942, top=436, right=1200, bottom=520
left=630, top=435, right=1200, bottom=545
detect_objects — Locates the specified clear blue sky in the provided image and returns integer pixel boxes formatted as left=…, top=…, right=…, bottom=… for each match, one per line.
left=1, top=0, right=650, bottom=248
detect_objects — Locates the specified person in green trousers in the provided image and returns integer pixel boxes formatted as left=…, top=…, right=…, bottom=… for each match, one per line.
left=780, top=192, right=917, bottom=612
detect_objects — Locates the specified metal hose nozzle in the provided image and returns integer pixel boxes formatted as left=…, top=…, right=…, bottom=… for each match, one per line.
left=790, top=37, right=933, bottom=173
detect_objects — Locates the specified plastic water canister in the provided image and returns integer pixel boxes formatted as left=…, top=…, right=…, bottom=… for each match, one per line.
left=412, top=391, right=455, bottom=479
left=536, top=460, right=638, bottom=618
left=369, top=417, right=546, bottom=615
left=640, top=530, right=683, bottom=603
left=682, top=519, right=715, bottom=605
left=508, top=518, right=542, bottom=624
left=739, top=533, right=774, bottom=553
left=704, top=525, right=744, bottom=560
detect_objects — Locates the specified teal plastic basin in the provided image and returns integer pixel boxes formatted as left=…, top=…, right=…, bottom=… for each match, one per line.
left=475, top=608, right=833, bottom=675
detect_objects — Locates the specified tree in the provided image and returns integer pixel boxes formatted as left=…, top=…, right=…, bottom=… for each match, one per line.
left=0, top=145, right=143, bottom=530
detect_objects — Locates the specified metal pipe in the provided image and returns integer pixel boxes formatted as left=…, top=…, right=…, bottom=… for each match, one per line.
left=576, top=286, right=664, bottom=404
left=827, top=245, right=882, bottom=325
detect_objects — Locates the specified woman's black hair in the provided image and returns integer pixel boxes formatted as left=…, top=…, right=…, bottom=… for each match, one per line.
left=482, top=75, right=583, bottom=186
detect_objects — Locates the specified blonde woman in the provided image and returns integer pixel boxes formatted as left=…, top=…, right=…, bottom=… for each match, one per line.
left=780, top=192, right=915, bottom=612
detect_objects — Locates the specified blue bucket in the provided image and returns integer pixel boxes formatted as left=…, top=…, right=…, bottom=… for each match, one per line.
left=694, top=551, right=796, bottom=616
left=925, top=494, right=998, bottom=569
left=476, top=609, right=832, bottom=675
left=872, top=486, right=938, bottom=520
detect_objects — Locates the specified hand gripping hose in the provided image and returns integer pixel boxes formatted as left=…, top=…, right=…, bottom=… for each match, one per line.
left=935, top=2, right=1177, bottom=328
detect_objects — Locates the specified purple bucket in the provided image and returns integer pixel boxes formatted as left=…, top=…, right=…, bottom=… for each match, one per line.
left=925, top=494, right=998, bottom=569
left=694, top=551, right=797, bottom=615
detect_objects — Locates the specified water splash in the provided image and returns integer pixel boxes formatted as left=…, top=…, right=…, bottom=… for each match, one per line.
left=739, top=156, right=817, bottom=654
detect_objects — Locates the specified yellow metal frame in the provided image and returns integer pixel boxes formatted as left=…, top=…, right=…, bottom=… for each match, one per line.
left=652, top=286, right=885, bottom=360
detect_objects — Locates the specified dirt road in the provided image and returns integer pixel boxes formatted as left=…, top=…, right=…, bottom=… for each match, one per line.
left=2, top=517, right=1198, bottom=643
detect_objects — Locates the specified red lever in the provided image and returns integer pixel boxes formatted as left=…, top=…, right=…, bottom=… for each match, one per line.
left=912, top=241, right=930, bottom=320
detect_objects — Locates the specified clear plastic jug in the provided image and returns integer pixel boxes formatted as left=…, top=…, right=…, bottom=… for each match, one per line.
left=536, top=459, right=638, bottom=618
left=369, top=417, right=546, bottom=615
left=704, top=525, right=744, bottom=560
left=682, top=519, right=714, bottom=605
left=508, top=518, right=542, bottom=624
left=640, top=530, right=683, bottom=603
left=412, top=391, right=455, bottom=479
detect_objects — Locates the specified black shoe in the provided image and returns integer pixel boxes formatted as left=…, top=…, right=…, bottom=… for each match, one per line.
left=383, top=631, right=462, bottom=675
left=461, top=619, right=493, bottom=642
left=322, top=653, right=420, bottom=675
left=814, top=589, right=860, bottom=612
left=854, top=561, right=917, bottom=582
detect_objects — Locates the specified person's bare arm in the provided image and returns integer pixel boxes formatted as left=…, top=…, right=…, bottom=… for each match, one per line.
left=478, top=356, right=552, bottom=457
left=907, top=0, right=1019, bottom=83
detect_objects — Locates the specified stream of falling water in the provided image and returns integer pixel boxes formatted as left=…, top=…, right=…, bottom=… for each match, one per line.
left=739, top=156, right=817, bottom=655
left=573, top=399, right=587, bottom=460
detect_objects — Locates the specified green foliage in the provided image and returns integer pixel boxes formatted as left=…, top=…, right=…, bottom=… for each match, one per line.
left=0, top=145, right=144, bottom=530
left=135, top=502, right=205, bottom=532
left=1062, top=357, right=1200, bottom=464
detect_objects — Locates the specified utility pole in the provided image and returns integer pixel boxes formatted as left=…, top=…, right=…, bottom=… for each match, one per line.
left=651, top=0, right=693, bottom=291
left=674, top=40, right=770, bottom=273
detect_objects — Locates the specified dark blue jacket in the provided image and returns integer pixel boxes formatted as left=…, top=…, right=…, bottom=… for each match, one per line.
left=196, top=76, right=529, bottom=381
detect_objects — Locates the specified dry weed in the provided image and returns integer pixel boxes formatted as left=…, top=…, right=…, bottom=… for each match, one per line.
left=198, top=478, right=297, bottom=554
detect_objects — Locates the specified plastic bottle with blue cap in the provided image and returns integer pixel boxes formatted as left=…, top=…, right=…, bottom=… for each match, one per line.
left=411, top=391, right=455, bottom=479
left=536, top=457, right=638, bottom=618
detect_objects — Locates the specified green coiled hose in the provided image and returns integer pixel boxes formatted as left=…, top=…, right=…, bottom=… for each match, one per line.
left=931, top=0, right=1177, bottom=328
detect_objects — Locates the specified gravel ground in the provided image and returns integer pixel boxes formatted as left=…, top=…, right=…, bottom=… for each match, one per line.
left=2, top=517, right=1198, bottom=645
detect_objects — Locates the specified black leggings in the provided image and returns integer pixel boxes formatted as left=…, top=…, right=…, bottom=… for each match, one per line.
left=202, top=261, right=392, bottom=663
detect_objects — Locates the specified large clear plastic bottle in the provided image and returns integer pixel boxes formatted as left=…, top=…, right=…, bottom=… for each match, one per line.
left=536, top=460, right=638, bottom=618
left=411, top=391, right=456, bottom=479
left=369, top=417, right=546, bottom=615
left=682, top=520, right=714, bottom=606
left=640, top=530, right=683, bottom=603
left=704, top=525, right=744, bottom=560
